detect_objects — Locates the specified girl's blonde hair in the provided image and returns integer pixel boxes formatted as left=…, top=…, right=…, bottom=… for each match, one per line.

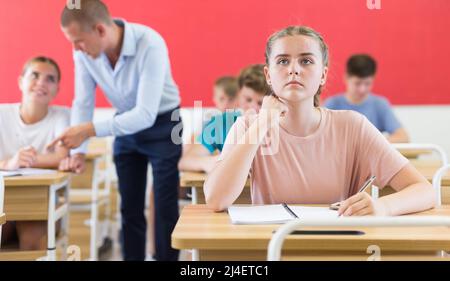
left=265, top=26, right=329, bottom=107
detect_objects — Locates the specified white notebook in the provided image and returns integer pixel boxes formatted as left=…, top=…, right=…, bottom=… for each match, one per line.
left=0, top=168, right=58, bottom=177
left=228, top=204, right=339, bottom=225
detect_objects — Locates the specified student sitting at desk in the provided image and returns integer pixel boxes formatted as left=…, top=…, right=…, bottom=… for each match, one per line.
left=204, top=26, right=435, bottom=216
left=0, top=56, right=69, bottom=250
left=323, top=54, right=409, bottom=143
left=184, top=76, right=239, bottom=153
left=213, top=76, right=239, bottom=113
left=178, top=64, right=270, bottom=173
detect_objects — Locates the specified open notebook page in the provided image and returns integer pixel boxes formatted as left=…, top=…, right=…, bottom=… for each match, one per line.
left=290, top=206, right=339, bottom=219
left=228, top=205, right=338, bottom=225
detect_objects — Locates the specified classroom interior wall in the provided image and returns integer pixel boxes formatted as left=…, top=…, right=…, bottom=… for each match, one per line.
left=394, top=106, right=450, bottom=157
left=93, top=106, right=450, bottom=159
left=1, top=0, right=450, bottom=107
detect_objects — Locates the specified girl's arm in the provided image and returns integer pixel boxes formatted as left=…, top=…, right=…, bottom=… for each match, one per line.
left=178, top=144, right=218, bottom=173
left=204, top=96, right=287, bottom=211
left=339, top=114, right=434, bottom=216
left=378, top=163, right=435, bottom=215
left=339, top=164, right=435, bottom=216
left=32, top=145, right=69, bottom=169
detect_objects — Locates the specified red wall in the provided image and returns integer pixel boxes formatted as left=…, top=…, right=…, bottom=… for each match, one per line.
left=1, top=0, right=449, bottom=107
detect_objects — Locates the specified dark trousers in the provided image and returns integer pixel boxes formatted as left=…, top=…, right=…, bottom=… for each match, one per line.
left=113, top=108, right=183, bottom=261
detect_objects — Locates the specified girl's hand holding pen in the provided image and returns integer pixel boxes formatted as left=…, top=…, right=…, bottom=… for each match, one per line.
left=338, top=192, right=389, bottom=216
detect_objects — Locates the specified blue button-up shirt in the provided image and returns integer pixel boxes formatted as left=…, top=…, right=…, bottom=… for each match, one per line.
left=71, top=19, right=180, bottom=154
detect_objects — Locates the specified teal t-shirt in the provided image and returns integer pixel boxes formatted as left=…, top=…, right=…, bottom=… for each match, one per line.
left=198, top=110, right=242, bottom=154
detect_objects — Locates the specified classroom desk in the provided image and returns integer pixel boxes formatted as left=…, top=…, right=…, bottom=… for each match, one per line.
left=410, top=160, right=450, bottom=185
left=2, top=173, right=70, bottom=261
left=0, top=213, right=5, bottom=226
left=0, top=213, right=6, bottom=249
left=70, top=151, right=106, bottom=189
left=401, top=161, right=450, bottom=198
left=0, top=213, right=5, bottom=242
left=172, top=204, right=450, bottom=261
left=397, top=148, right=431, bottom=159
left=180, top=172, right=210, bottom=189
left=69, top=146, right=111, bottom=261
left=180, top=172, right=251, bottom=204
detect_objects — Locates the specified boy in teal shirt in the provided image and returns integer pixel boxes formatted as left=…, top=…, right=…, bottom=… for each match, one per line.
left=179, top=64, right=270, bottom=172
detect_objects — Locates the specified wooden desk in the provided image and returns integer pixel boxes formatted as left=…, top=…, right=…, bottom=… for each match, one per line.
left=4, top=172, right=69, bottom=188
left=180, top=172, right=251, bottom=204
left=2, top=173, right=70, bottom=261
left=71, top=152, right=106, bottom=189
left=69, top=142, right=111, bottom=261
left=397, top=148, right=432, bottom=159
left=375, top=161, right=450, bottom=203
left=415, top=163, right=450, bottom=186
left=86, top=151, right=105, bottom=160
left=172, top=204, right=450, bottom=261
left=0, top=213, right=5, bottom=226
left=0, top=213, right=5, bottom=248
left=180, top=172, right=210, bottom=189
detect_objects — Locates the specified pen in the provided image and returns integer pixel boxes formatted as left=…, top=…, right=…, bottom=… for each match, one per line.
left=330, top=175, right=377, bottom=210
left=357, top=175, right=377, bottom=193
left=282, top=203, right=299, bottom=219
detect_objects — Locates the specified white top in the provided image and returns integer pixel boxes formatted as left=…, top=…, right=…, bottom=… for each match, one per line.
left=0, top=103, right=70, bottom=160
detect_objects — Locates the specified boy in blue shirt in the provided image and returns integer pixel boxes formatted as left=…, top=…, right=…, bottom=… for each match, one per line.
left=324, top=54, right=409, bottom=143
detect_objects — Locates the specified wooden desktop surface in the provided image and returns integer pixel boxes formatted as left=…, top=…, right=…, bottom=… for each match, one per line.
left=172, top=204, right=450, bottom=260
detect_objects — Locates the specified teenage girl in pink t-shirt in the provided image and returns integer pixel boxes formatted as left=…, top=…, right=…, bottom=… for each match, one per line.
left=204, top=26, right=436, bottom=216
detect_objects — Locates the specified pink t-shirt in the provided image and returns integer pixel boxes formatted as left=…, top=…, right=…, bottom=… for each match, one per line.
left=219, top=108, right=409, bottom=205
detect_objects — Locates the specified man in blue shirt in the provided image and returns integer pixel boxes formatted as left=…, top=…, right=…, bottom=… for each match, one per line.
left=324, top=54, right=409, bottom=143
left=51, top=0, right=182, bottom=261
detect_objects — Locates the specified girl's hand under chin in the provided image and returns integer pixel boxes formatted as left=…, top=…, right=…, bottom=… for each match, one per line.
left=259, top=95, right=289, bottom=125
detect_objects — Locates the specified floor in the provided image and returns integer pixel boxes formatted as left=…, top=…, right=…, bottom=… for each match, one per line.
left=102, top=198, right=192, bottom=261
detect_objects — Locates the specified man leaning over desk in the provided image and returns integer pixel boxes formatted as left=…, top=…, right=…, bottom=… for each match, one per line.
left=49, top=0, right=182, bottom=261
